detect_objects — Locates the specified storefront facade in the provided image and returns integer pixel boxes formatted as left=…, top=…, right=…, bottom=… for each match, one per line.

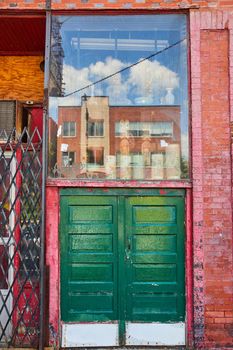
left=0, top=1, right=233, bottom=349
left=46, top=12, right=190, bottom=347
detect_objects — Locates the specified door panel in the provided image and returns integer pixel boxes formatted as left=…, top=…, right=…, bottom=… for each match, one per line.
left=60, top=196, right=118, bottom=322
left=125, top=196, right=185, bottom=322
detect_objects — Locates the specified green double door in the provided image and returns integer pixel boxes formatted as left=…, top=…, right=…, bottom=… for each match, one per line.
left=60, top=189, right=185, bottom=347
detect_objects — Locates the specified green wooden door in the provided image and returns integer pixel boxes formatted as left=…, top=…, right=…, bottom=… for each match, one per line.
left=60, top=190, right=185, bottom=344
left=125, top=196, right=185, bottom=323
left=60, top=195, right=118, bottom=322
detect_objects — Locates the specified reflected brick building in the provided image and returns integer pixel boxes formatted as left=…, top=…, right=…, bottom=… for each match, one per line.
left=57, top=96, right=181, bottom=180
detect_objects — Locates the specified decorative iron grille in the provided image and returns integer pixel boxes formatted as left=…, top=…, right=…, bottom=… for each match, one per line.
left=0, top=128, right=42, bottom=347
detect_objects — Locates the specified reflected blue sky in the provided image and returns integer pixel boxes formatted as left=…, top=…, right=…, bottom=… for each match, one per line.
left=49, top=14, right=189, bottom=159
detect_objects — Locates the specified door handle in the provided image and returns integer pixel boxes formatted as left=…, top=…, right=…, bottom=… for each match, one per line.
left=127, top=239, right=131, bottom=251
left=125, top=238, right=131, bottom=261
left=125, top=252, right=130, bottom=260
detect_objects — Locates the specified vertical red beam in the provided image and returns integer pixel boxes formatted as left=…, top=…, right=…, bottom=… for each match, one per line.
left=12, top=147, right=22, bottom=334
left=186, top=188, right=193, bottom=348
left=45, top=186, right=60, bottom=347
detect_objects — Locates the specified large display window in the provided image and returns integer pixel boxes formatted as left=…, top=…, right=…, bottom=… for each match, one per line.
left=49, top=14, right=189, bottom=180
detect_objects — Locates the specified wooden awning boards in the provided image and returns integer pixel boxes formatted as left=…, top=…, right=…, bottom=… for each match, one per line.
left=0, top=16, right=45, bottom=55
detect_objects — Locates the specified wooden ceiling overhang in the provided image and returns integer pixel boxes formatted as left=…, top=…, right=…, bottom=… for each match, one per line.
left=0, top=15, right=46, bottom=55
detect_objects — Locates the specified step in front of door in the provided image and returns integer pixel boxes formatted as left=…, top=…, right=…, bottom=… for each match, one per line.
left=61, top=322, right=185, bottom=347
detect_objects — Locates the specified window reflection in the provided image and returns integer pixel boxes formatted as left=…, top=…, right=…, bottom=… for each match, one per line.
left=62, top=121, right=76, bottom=137
left=62, top=151, right=75, bottom=167
left=49, top=15, right=189, bottom=180
left=88, top=120, right=104, bottom=137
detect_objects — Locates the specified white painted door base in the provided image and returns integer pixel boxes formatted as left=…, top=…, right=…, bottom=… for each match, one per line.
left=61, top=322, right=185, bottom=347
left=126, top=322, right=185, bottom=346
left=61, top=323, right=119, bottom=347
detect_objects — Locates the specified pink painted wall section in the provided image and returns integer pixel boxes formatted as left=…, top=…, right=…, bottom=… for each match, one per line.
left=185, top=188, right=194, bottom=348
left=190, top=9, right=205, bottom=348
left=46, top=179, right=192, bottom=188
left=201, top=28, right=233, bottom=348
left=1, top=0, right=233, bottom=10
left=190, top=9, right=233, bottom=349
left=230, top=16, right=233, bottom=201
left=45, top=186, right=60, bottom=347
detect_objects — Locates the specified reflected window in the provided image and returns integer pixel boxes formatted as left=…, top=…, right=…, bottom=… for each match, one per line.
left=62, top=121, right=76, bottom=137
left=115, top=121, right=173, bottom=137
left=87, top=148, right=104, bottom=165
left=49, top=14, right=189, bottom=180
left=62, top=151, right=75, bottom=166
left=88, top=120, right=104, bottom=137
left=151, top=122, right=173, bottom=137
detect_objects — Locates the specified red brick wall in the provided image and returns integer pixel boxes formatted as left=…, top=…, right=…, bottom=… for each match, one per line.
left=57, top=105, right=181, bottom=164
left=0, top=0, right=233, bottom=10
left=4, top=5, right=225, bottom=349
left=45, top=9, right=233, bottom=350
left=57, top=106, right=81, bottom=167
left=191, top=10, right=233, bottom=349
left=109, top=106, right=181, bottom=155
left=201, top=29, right=233, bottom=348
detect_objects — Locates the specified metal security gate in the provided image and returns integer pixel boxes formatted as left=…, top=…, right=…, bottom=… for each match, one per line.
left=0, top=128, right=42, bottom=347
left=60, top=188, right=185, bottom=347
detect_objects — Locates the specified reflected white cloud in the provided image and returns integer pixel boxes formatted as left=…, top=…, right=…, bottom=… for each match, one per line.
left=89, top=57, right=131, bottom=104
left=57, top=56, right=179, bottom=108
left=89, top=57, right=126, bottom=79
left=63, top=65, right=91, bottom=95
left=58, top=95, right=80, bottom=107
left=106, top=76, right=131, bottom=105
left=128, top=59, right=179, bottom=102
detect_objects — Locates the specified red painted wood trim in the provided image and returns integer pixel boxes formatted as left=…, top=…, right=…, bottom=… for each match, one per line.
left=0, top=51, right=45, bottom=56
left=13, top=148, right=22, bottom=329
left=0, top=11, right=46, bottom=16
left=45, top=187, right=60, bottom=347
left=186, top=188, right=193, bottom=347
left=46, top=179, right=192, bottom=188
left=51, top=9, right=191, bottom=15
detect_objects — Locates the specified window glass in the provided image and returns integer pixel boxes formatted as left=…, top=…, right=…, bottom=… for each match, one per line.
left=87, top=148, right=104, bottom=165
left=88, top=120, right=104, bottom=136
left=49, top=14, right=189, bottom=180
left=62, top=121, right=76, bottom=137
left=62, top=151, right=75, bottom=166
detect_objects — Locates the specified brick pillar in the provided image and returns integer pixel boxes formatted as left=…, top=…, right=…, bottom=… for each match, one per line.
left=190, top=10, right=205, bottom=348
left=191, top=10, right=233, bottom=349
left=201, top=28, right=233, bottom=349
